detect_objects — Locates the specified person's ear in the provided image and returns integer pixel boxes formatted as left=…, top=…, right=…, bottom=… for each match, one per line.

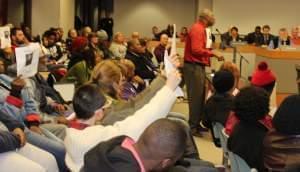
left=95, top=109, right=104, bottom=121
left=160, top=158, right=173, bottom=169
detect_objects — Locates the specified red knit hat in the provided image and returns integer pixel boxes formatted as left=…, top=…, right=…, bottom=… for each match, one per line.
left=251, top=61, right=276, bottom=86
left=71, top=37, right=88, bottom=52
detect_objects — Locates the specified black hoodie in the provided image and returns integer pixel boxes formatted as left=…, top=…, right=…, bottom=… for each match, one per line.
left=83, top=136, right=141, bottom=172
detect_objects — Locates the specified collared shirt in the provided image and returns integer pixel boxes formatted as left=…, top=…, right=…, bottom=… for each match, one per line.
left=121, top=137, right=146, bottom=172
left=184, top=21, right=213, bottom=66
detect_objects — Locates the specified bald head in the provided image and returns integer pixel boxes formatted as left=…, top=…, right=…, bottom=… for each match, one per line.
left=160, top=34, right=169, bottom=47
left=136, top=119, right=187, bottom=165
left=199, top=9, right=215, bottom=27
left=132, top=32, right=140, bottom=39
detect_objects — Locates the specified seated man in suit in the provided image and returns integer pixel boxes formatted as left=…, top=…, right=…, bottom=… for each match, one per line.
left=246, top=26, right=264, bottom=46
left=223, top=26, right=243, bottom=46
left=262, top=25, right=275, bottom=46
left=272, top=28, right=291, bottom=49
left=126, top=39, right=157, bottom=81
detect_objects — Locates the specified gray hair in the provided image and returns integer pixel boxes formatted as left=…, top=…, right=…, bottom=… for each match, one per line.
left=199, top=9, right=214, bottom=20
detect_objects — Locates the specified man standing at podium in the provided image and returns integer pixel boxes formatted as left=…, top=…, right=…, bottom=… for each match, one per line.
left=184, top=9, right=223, bottom=137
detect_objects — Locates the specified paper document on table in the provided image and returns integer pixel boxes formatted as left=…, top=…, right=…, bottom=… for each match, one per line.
left=0, top=26, right=11, bottom=49
left=164, top=24, right=184, bottom=97
left=15, top=43, right=40, bottom=78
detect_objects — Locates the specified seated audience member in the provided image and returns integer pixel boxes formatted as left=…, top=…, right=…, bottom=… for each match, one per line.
left=262, top=25, right=275, bottom=46
left=251, top=61, right=277, bottom=115
left=203, top=70, right=235, bottom=128
left=64, top=68, right=181, bottom=171
left=109, top=32, right=127, bottom=59
left=179, top=27, right=188, bottom=42
left=132, top=32, right=140, bottom=40
left=87, top=32, right=99, bottom=50
left=263, top=95, right=300, bottom=171
left=152, top=26, right=160, bottom=41
left=83, top=119, right=187, bottom=172
left=62, top=48, right=103, bottom=88
left=223, top=26, right=243, bottom=46
left=66, top=28, right=78, bottom=51
left=96, top=29, right=114, bottom=59
left=219, top=61, right=241, bottom=95
left=0, top=75, right=67, bottom=171
left=203, top=70, right=235, bottom=146
left=227, top=86, right=272, bottom=171
left=43, top=30, right=63, bottom=61
left=21, top=25, right=35, bottom=42
left=251, top=61, right=276, bottom=95
left=245, top=26, right=264, bottom=46
left=0, top=110, right=59, bottom=172
left=118, top=60, right=139, bottom=100
left=68, top=36, right=88, bottom=69
left=154, top=34, right=170, bottom=64
left=126, top=39, right=157, bottom=81
left=291, top=27, right=300, bottom=46
left=81, top=26, right=92, bottom=38
left=272, top=28, right=291, bottom=49
left=139, top=38, right=154, bottom=61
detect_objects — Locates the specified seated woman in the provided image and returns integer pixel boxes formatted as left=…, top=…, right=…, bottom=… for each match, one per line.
left=263, top=95, right=300, bottom=171
left=227, top=86, right=273, bottom=171
left=62, top=48, right=103, bottom=88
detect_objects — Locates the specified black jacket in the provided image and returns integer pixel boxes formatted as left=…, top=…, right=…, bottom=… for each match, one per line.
left=83, top=136, right=140, bottom=172
left=228, top=121, right=269, bottom=171
left=125, top=51, right=156, bottom=80
left=246, top=32, right=264, bottom=46
left=203, top=93, right=234, bottom=128
left=262, top=34, right=276, bottom=46
left=0, top=110, right=24, bottom=153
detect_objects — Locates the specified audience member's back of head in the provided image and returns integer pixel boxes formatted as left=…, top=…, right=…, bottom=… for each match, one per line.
left=90, top=60, right=122, bottom=98
left=220, top=61, right=240, bottom=89
left=251, top=61, right=276, bottom=95
left=137, top=119, right=187, bottom=168
left=213, top=69, right=235, bottom=94
left=73, top=84, right=106, bottom=120
left=234, top=86, right=270, bottom=123
left=273, top=95, right=300, bottom=135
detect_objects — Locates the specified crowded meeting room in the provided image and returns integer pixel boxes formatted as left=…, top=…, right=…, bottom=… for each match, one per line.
left=1, top=0, right=300, bottom=171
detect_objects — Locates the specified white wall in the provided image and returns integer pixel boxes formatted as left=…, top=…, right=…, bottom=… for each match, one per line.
left=114, top=0, right=197, bottom=38
left=60, top=0, right=75, bottom=38
left=32, top=0, right=60, bottom=36
left=7, top=0, right=24, bottom=27
left=213, top=0, right=300, bottom=35
left=32, top=0, right=74, bottom=37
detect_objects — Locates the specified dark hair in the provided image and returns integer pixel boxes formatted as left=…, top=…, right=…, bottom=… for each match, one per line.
left=255, top=26, right=261, bottom=31
left=234, top=86, right=270, bottom=122
left=10, top=27, right=23, bottom=36
left=263, top=25, right=270, bottom=30
left=139, top=38, right=148, bottom=47
left=82, top=48, right=98, bottom=69
left=273, top=95, right=300, bottom=135
left=43, top=30, right=57, bottom=38
left=213, top=69, right=235, bottom=94
left=231, top=26, right=238, bottom=32
left=73, top=84, right=106, bottom=120
left=138, top=119, right=187, bottom=159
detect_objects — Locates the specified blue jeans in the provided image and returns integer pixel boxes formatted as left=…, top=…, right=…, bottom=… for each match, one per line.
left=25, top=128, right=67, bottom=171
